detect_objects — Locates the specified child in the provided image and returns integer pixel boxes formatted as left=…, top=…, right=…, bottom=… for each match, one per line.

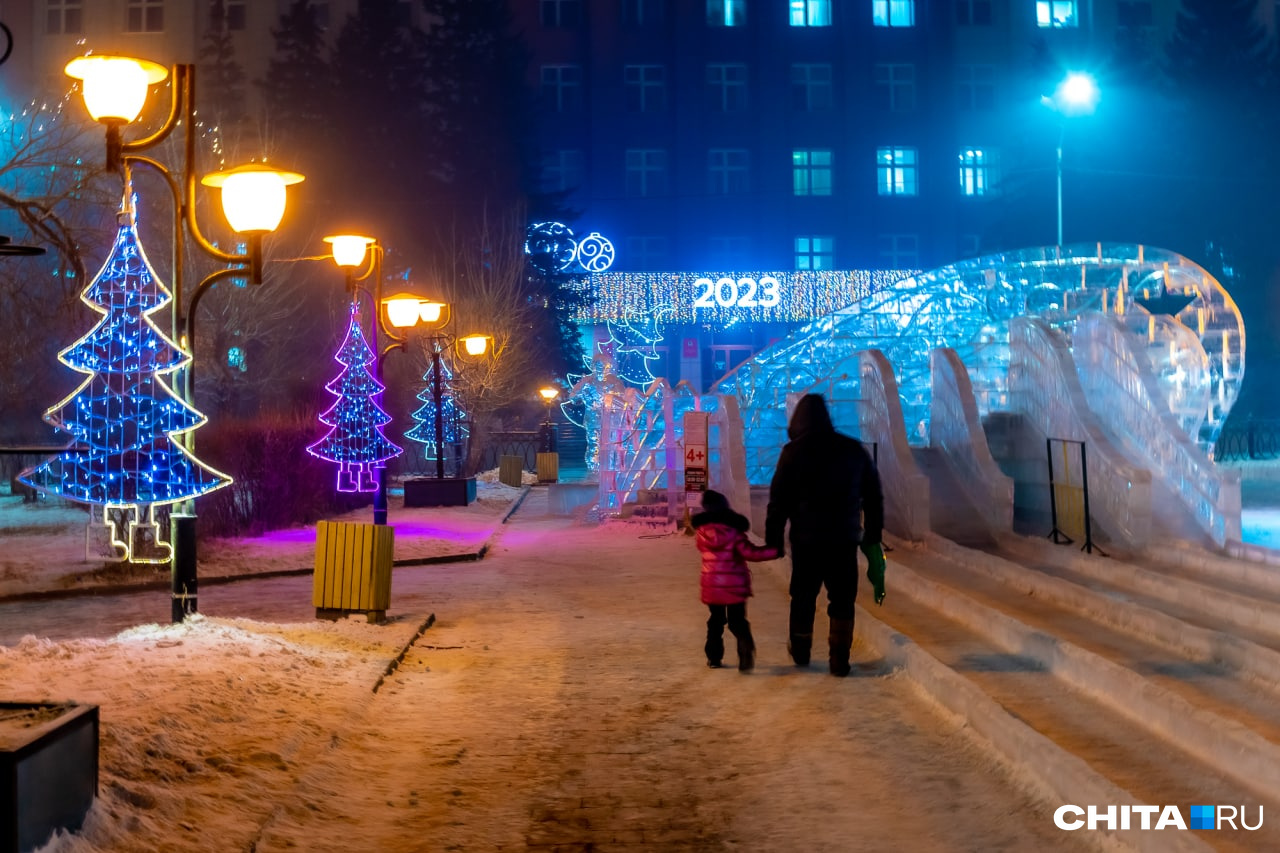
left=691, top=489, right=780, bottom=671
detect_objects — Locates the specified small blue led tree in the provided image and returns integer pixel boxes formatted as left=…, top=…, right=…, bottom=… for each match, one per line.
left=308, top=302, right=403, bottom=491
left=405, top=358, right=467, bottom=469
left=20, top=216, right=231, bottom=563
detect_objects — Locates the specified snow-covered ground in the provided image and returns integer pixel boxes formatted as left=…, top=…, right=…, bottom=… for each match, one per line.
left=1, top=489, right=1079, bottom=853
left=0, top=473, right=530, bottom=600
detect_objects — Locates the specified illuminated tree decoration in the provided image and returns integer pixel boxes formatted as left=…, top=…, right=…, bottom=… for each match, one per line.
left=307, top=302, right=403, bottom=492
left=19, top=217, right=231, bottom=563
left=574, top=232, right=615, bottom=272
left=404, top=357, right=468, bottom=463
left=524, top=221, right=578, bottom=275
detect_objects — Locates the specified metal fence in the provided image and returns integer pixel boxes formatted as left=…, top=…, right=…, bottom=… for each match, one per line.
left=1215, top=421, right=1280, bottom=462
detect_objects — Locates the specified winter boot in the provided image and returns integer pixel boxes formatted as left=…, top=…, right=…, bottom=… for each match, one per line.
left=787, top=633, right=813, bottom=667
left=828, top=618, right=855, bottom=677
left=705, top=629, right=725, bottom=669
left=736, top=633, right=756, bottom=672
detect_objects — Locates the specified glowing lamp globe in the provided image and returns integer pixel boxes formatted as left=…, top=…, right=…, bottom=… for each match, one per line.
left=539, top=386, right=560, bottom=403
left=201, top=164, right=304, bottom=234
left=1055, top=72, right=1099, bottom=116
left=324, top=235, right=375, bottom=268
left=383, top=293, right=426, bottom=328
left=419, top=301, right=446, bottom=324
left=64, top=55, right=168, bottom=124
left=461, top=335, right=490, bottom=357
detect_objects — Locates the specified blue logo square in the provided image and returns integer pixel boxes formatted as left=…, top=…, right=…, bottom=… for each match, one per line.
left=1189, top=805, right=1215, bottom=830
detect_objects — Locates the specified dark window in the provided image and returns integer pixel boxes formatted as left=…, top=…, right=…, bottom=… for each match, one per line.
left=226, top=0, right=246, bottom=31
left=1117, top=1, right=1152, bottom=28
left=46, top=0, right=83, bottom=34
left=955, top=0, right=991, bottom=25
left=127, top=0, right=164, bottom=33
left=622, top=0, right=666, bottom=25
left=542, top=0, right=582, bottom=27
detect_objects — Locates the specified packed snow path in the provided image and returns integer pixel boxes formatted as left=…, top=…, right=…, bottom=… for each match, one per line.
left=1, top=490, right=1078, bottom=852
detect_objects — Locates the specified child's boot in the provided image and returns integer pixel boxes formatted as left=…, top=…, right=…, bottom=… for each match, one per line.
left=705, top=631, right=725, bottom=668
left=737, top=633, right=756, bottom=672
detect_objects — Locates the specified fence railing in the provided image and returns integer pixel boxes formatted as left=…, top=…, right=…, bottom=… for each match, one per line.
left=1215, top=421, right=1280, bottom=462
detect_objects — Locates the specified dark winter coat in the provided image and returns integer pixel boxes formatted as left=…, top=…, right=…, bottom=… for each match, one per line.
left=692, top=505, right=778, bottom=605
left=764, top=394, right=885, bottom=553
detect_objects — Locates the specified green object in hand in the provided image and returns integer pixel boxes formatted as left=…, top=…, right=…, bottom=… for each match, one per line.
left=861, top=541, right=887, bottom=605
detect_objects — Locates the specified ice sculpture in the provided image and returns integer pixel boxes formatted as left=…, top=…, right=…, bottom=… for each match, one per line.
left=718, top=244, right=1244, bottom=485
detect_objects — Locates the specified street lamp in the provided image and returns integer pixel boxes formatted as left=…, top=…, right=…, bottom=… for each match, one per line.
left=538, top=386, right=560, bottom=453
left=323, top=234, right=445, bottom=525
left=66, top=54, right=303, bottom=622
left=1043, top=71, right=1099, bottom=246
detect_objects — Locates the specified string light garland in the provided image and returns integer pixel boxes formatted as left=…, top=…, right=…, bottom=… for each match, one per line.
left=405, top=358, right=468, bottom=463
left=571, top=270, right=913, bottom=325
left=20, top=213, right=231, bottom=563
left=308, top=301, right=403, bottom=492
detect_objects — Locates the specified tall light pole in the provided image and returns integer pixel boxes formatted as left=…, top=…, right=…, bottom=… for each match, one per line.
left=65, top=55, right=303, bottom=622
left=324, top=234, right=442, bottom=525
left=1044, top=72, right=1099, bottom=246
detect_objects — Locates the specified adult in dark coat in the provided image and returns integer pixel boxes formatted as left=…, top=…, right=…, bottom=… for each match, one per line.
left=765, top=393, right=885, bottom=676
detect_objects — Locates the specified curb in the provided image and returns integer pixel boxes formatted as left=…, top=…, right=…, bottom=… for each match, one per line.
left=0, top=487, right=534, bottom=606
left=372, top=612, right=436, bottom=694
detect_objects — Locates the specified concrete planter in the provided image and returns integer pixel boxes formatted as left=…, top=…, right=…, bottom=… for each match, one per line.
left=1, top=702, right=98, bottom=853
left=403, top=476, right=476, bottom=507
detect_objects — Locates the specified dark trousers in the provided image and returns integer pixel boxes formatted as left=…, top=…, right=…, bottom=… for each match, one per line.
left=788, top=541, right=858, bottom=636
left=705, top=603, right=751, bottom=662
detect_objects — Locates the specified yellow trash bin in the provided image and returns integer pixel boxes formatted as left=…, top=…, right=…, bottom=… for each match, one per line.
left=536, top=452, right=559, bottom=484
left=499, top=455, right=525, bottom=488
left=313, top=520, right=394, bottom=623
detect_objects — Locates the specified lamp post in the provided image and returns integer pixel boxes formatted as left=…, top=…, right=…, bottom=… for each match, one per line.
left=1044, top=72, right=1099, bottom=246
left=324, top=234, right=443, bottom=526
left=65, top=55, right=303, bottom=622
left=424, top=332, right=492, bottom=480
left=538, top=386, right=560, bottom=453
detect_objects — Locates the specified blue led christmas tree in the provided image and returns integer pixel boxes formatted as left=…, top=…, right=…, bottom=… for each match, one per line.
left=308, top=302, right=403, bottom=491
left=20, top=213, right=231, bottom=563
left=405, top=358, right=468, bottom=465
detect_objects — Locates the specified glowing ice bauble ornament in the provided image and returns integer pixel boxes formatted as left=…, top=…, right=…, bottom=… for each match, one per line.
left=308, top=303, right=403, bottom=492
left=405, top=358, right=468, bottom=462
left=525, top=221, right=578, bottom=275
left=575, top=232, right=615, bottom=272
left=19, top=218, right=231, bottom=563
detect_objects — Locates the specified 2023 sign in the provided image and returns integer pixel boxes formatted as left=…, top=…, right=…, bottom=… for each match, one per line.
left=692, top=276, right=782, bottom=310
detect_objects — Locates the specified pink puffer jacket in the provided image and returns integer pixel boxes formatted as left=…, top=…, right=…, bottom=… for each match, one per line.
left=695, top=522, right=778, bottom=605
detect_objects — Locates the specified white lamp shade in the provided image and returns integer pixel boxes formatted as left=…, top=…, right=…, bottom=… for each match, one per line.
left=64, top=56, right=168, bottom=124
left=419, top=302, right=445, bottom=324
left=383, top=294, right=425, bottom=328
left=461, top=335, right=490, bottom=357
left=324, top=235, right=375, bottom=268
left=201, top=165, right=305, bottom=234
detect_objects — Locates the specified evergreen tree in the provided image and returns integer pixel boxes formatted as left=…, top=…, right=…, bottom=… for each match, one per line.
left=197, top=0, right=248, bottom=133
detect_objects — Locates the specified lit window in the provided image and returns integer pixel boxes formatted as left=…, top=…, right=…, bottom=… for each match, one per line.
left=707, top=0, right=746, bottom=26
left=126, top=0, right=164, bottom=33
left=956, top=64, right=995, bottom=111
left=708, top=149, right=750, bottom=195
left=877, top=234, right=919, bottom=268
left=790, top=0, right=832, bottom=26
left=874, top=63, right=915, bottom=112
left=873, top=0, right=915, bottom=27
left=540, top=65, right=582, bottom=113
left=791, top=64, right=833, bottom=111
left=876, top=147, right=918, bottom=196
left=624, top=65, right=667, bottom=113
left=793, top=150, right=833, bottom=196
left=543, top=150, right=584, bottom=193
left=1036, top=0, right=1077, bottom=27
left=623, top=0, right=666, bottom=25
left=226, top=0, right=246, bottom=30
left=627, top=235, right=668, bottom=270
left=955, top=0, right=992, bottom=25
left=626, top=149, right=668, bottom=197
left=706, top=63, right=749, bottom=112
left=795, top=236, right=835, bottom=270
left=46, top=0, right=82, bottom=34
left=958, top=148, right=997, bottom=196
left=541, top=0, right=581, bottom=27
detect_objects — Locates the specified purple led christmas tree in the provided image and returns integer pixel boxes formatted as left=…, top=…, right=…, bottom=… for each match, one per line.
left=308, top=302, right=403, bottom=491
left=20, top=214, right=231, bottom=563
left=405, top=358, right=468, bottom=467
